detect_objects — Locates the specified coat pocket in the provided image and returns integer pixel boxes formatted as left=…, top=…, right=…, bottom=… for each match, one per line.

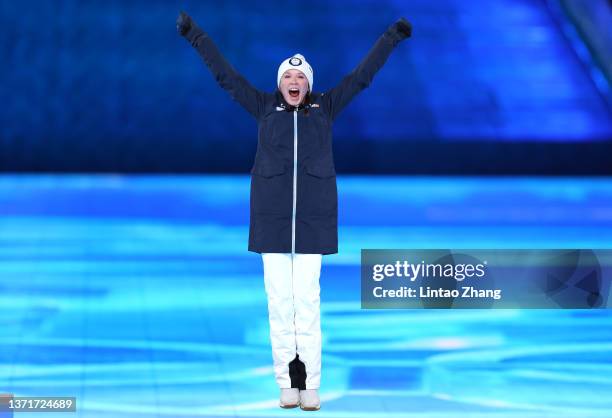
left=250, top=162, right=287, bottom=178
left=305, top=162, right=336, bottom=178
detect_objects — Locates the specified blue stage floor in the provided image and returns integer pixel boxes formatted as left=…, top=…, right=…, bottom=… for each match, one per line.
left=1, top=175, right=611, bottom=417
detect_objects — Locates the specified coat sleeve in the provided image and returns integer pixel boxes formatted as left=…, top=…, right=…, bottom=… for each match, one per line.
left=322, top=26, right=405, bottom=121
left=184, top=26, right=266, bottom=120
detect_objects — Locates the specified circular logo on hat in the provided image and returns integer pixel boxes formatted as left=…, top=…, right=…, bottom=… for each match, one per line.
left=289, top=57, right=302, bottom=66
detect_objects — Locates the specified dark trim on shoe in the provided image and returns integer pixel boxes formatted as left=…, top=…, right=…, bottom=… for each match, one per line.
left=288, top=354, right=307, bottom=390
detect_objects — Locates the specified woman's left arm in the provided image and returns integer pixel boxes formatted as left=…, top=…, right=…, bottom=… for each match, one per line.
left=322, top=18, right=412, bottom=120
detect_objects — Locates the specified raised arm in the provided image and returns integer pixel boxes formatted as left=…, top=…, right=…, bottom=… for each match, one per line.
left=176, top=12, right=265, bottom=119
left=322, top=18, right=412, bottom=120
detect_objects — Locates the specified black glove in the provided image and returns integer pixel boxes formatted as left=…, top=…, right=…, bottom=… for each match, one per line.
left=386, top=17, right=412, bottom=44
left=395, top=17, right=412, bottom=38
left=176, top=11, right=194, bottom=37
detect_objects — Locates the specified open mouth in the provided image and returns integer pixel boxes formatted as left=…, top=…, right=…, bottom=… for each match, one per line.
left=288, top=88, right=300, bottom=99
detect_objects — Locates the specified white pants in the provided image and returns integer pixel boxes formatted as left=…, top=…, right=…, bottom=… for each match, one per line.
left=262, top=253, right=322, bottom=390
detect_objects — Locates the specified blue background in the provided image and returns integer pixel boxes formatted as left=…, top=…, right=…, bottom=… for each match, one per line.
left=1, top=0, right=611, bottom=173
left=1, top=1, right=612, bottom=416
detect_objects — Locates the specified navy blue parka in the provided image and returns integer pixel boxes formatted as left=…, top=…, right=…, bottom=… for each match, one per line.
left=183, top=21, right=409, bottom=255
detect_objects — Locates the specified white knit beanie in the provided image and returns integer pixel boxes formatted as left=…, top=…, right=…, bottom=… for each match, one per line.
left=277, top=54, right=313, bottom=92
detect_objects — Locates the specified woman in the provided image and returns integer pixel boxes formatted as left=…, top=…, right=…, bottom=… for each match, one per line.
left=176, top=11, right=411, bottom=411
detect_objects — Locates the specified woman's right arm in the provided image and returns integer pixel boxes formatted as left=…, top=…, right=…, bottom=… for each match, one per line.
left=177, top=12, right=265, bottom=119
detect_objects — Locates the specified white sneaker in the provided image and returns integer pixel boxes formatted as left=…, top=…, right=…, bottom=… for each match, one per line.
left=279, top=388, right=300, bottom=408
left=299, top=389, right=320, bottom=411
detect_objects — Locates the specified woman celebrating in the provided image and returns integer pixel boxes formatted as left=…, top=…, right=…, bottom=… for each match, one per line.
left=176, top=11, right=411, bottom=411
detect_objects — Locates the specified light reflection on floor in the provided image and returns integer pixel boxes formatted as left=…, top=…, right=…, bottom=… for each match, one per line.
left=0, top=175, right=611, bottom=417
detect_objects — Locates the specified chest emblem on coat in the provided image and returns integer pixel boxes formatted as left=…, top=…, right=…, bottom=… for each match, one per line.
left=275, top=103, right=320, bottom=111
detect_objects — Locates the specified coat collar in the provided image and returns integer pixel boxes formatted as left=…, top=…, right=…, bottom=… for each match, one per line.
left=275, top=90, right=310, bottom=111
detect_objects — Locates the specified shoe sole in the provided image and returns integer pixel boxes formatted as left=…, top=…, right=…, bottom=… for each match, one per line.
left=279, top=403, right=299, bottom=409
left=300, top=405, right=320, bottom=411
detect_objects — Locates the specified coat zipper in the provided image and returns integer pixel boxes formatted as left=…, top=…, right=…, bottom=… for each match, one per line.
left=290, top=109, right=298, bottom=346
left=292, top=109, right=298, bottom=255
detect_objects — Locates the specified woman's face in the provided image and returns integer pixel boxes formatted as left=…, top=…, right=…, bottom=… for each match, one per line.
left=279, top=69, right=309, bottom=106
